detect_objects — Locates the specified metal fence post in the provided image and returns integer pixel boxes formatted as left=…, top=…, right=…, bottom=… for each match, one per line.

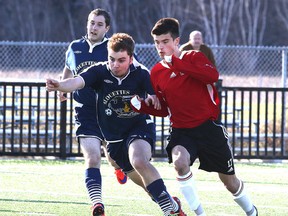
left=282, top=49, right=287, bottom=155
left=59, top=100, right=67, bottom=159
left=216, top=79, right=223, bottom=122
left=282, top=49, right=287, bottom=87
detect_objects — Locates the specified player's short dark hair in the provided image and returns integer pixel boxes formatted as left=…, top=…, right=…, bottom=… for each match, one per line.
left=151, top=18, right=180, bottom=39
left=89, top=8, right=111, bottom=27
left=108, top=33, right=135, bottom=57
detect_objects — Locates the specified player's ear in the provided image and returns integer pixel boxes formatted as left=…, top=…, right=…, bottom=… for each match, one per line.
left=129, top=55, right=133, bottom=65
left=105, top=25, right=110, bottom=32
left=174, top=37, right=180, bottom=46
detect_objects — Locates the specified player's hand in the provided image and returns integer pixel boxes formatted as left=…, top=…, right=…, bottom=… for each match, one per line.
left=145, top=95, right=161, bottom=110
left=46, top=78, right=60, bottom=92
left=57, top=91, right=67, bottom=102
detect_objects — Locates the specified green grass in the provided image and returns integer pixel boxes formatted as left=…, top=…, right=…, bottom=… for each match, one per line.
left=0, top=158, right=287, bottom=216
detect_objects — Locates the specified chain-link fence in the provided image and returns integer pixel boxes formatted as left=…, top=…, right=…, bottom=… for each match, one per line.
left=0, top=41, right=287, bottom=87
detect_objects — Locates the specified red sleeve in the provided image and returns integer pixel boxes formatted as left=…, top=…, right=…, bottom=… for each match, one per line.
left=171, top=51, right=219, bottom=84
left=130, top=95, right=169, bottom=117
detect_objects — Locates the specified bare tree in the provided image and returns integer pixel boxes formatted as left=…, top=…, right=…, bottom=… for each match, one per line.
left=128, top=0, right=156, bottom=43
left=12, top=1, right=36, bottom=41
left=195, top=0, right=236, bottom=45
left=0, top=0, right=286, bottom=45
left=62, top=1, right=76, bottom=40
left=14, top=2, right=26, bottom=40
left=229, top=0, right=268, bottom=78
left=275, top=0, right=288, bottom=32
left=156, top=0, right=178, bottom=17
left=236, top=0, right=268, bottom=45
left=174, top=0, right=198, bottom=39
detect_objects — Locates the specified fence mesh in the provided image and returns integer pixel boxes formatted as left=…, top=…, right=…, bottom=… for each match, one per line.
left=0, top=41, right=287, bottom=87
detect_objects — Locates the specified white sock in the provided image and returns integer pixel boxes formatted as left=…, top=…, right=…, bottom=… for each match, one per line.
left=233, top=181, right=256, bottom=216
left=177, top=171, right=205, bottom=215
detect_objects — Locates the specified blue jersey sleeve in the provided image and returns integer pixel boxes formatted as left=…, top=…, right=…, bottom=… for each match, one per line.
left=79, top=63, right=105, bottom=91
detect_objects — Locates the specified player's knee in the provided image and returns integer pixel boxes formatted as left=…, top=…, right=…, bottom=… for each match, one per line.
left=173, top=157, right=189, bottom=174
left=86, top=154, right=101, bottom=167
left=130, top=157, right=149, bottom=171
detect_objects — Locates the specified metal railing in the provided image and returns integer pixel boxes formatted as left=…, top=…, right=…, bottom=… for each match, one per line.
left=0, top=81, right=287, bottom=159
left=217, top=80, right=288, bottom=159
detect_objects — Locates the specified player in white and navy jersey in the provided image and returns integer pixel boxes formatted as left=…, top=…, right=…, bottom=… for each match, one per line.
left=58, top=9, right=126, bottom=216
left=46, top=33, right=187, bottom=216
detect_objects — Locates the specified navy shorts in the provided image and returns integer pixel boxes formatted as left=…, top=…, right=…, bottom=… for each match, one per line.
left=106, top=122, right=156, bottom=173
left=166, top=120, right=235, bottom=175
left=74, top=105, right=104, bottom=141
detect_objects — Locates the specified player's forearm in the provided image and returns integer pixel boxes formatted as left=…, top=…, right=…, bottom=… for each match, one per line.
left=130, top=96, right=169, bottom=117
left=172, top=54, right=219, bottom=83
left=58, top=77, right=84, bottom=92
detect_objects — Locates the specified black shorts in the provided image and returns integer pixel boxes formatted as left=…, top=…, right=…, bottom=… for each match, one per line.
left=106, top=122, right=156, bottom=173
left=166, top=120, right=235, bottom=175
left=74, top=105, right=104, bottom=141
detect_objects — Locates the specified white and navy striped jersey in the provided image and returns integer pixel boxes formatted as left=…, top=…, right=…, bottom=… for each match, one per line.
left=65, top=36, right=109, bottom=106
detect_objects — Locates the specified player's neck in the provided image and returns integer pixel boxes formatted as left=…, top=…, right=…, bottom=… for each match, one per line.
left=173, top=48, right=181, bottom=58
left=193, top=45, right=200, bottom=50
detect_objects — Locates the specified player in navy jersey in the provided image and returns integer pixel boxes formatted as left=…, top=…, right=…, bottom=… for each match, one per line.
left=58, top=9, right=127, bottom=216
left=47, top=33, right=186, bottom=216
left=131, top=18, right=258, bottom=216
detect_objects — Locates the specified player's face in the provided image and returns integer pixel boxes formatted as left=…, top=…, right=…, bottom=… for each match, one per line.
left=190, top=34, right=202, bottom=48
left=108, top=50, right=133, bottom=79
left=87, top=14, right=109, bottom=44
left=153, top=33, right=179, bottom=59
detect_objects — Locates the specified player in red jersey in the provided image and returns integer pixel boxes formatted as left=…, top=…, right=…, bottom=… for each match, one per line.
left=131, top=18, right=258, bottom=216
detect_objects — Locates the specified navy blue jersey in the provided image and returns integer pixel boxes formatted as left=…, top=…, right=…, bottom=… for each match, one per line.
left=80, top=62, right=155, bottom=142
left=65, top=36, right=109, bottom=106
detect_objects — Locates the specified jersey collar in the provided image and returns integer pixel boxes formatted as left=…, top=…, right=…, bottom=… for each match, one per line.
left=84, top=35, right=108, bottom=53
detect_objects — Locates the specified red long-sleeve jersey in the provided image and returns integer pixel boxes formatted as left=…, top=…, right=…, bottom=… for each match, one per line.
left=131, top=50, right=220, bottom=128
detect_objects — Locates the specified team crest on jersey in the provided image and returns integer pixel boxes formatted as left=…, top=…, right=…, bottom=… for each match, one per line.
left=103, top=90, right=139, bottom=118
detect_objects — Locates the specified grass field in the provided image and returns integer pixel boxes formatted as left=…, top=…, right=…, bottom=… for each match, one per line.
left=0, top=158, right=287, bottom=216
